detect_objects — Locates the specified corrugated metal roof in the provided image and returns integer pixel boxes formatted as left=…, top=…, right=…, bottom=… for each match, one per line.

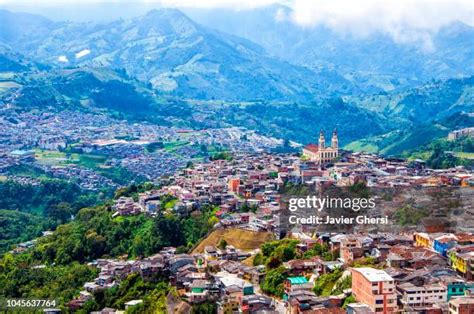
left=287, top=276, right=309, bottom=284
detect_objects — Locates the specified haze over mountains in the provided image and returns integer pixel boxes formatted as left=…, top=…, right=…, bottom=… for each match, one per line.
left=0, top=8, right=358, bottom=101
left=0, top=4, right=473, bottom=151
left=185, top=5, right=474, bottom=88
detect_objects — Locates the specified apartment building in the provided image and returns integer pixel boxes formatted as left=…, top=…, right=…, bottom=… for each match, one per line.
left=397, top=282, right=447, bottom=309
left=352, top=268, right=397, bottom=313
left=449, top=296, right=474, bottom=314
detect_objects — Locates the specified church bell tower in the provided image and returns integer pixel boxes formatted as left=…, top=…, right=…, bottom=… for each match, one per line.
left=319, top=130, right=325, bottom=149
left=332, top=128, right=338, bottom=149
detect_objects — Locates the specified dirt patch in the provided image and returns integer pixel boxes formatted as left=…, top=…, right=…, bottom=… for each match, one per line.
left=192, top=228, right=274, bottom=253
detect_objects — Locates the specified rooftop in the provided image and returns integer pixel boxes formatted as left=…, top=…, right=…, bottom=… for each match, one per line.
left=450, top=296, right=474, bottom=305
left=287, top=276, right=309, bottom=285
left=303, top=144, right=319, bottom=153
left=353, top=267, right=393, bottom=282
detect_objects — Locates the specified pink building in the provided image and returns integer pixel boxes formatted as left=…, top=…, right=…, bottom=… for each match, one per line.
left=352, top=268, right=397, bottom=313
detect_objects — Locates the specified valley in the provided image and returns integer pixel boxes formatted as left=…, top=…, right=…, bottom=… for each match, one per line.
left=0, top=3, right=473, bottom=313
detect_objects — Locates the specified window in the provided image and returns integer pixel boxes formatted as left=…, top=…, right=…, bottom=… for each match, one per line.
left=376, top=300, right=383, bottom=304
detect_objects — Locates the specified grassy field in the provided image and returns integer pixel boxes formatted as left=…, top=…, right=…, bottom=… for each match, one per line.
left=74, top=154, right=108, bottom=168
left=0, top=80, right=21, bottom=97
left=34, top=150, right=68, bottom=165
left=455, top=152, right=474, bottom=160
left=33, top=149, right=144, bottom=186
left=192, top=228, right=274, bottom=253
left=163, top=141, right=189, bottom=152
left=35, top=150, right=107, bottom=168
left=344, top=140, right=380, bottom=153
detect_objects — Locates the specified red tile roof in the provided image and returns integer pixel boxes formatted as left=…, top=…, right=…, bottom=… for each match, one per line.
left=304, top=144, right=319, bottom=153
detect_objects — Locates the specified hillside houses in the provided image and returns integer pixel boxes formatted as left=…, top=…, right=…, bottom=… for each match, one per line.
left=63, top=226, right=474, bottom=313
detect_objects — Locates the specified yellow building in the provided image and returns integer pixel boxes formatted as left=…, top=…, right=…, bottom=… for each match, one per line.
left=453, top=254, right=468, bottom=274
left=414, top=232, right=432, bottom=248
left=302, top=129, right=338, bottom=164
left=218, top=293, right=241, bottom=314
left=454, top=252, right=474, bottom=273
left=449, top=250, right=474, bottom=280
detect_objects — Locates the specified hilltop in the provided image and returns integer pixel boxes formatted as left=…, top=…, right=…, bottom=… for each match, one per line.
left=345, top=111, right=474, bottom=157
left=0, top=8, right=356, bottom=102
left=192, top=228, right=274, bottom=253
left=0, top=8, right=472, bottom=155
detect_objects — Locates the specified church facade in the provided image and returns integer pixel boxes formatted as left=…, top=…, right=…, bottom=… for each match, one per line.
left=302, top=130, right=339, bottom=164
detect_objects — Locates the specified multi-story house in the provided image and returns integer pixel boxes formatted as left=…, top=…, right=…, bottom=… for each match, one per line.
left=352, top=268, right=397, bottom=313
left=414, top=232, right=434, bottom=248
left=283, top=276, right=314, bottom=301
left=450, top=250, right=474, bottom=280
left=449, top=296, right=474, bottom=314
left=340, top=237, right=365, bottom=263
left=397, top=282, right=447, bottom=309
left=433, top=234, right=458, bottom=257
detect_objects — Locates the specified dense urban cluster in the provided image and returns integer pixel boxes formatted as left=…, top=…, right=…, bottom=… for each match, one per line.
left=0, top=108, right=283, bottom=189
left=59, top=229, right=474, bottom=314
left=35, top=150, right=470, bottom=314
left=1, top=3, right=473, bottom=313
left=2, top=108, right=474, bottom=313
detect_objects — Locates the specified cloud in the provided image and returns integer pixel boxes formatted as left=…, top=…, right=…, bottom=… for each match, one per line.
left=158, top=0, right=281, bottom=9
left=2, top=0, right=472, bottom=49
left=0, top=0, right=288, bottom=10
left=290, top=0, right=474, bottom=50
left=158, top=0, right=474, bottom=50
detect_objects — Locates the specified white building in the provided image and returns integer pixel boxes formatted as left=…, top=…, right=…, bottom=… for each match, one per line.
left=302, top=130, right=339, bottom=164
left=398, top=282, right=447, bottom=308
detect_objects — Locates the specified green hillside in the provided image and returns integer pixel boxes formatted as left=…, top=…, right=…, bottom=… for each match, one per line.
left=345, top=111, right=474, bottom=157
left=349, top=76, right=474, bottom=124
left=404, top=137, right=474, bottom=168
left=0, top=9, right=357, bottom=102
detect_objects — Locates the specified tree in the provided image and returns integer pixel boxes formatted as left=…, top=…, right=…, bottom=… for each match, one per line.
left=207, top=216, right=219, bottom=228
left=333, top=275, right=352, bottom=295
left=217, top=239, right=228, bottom=250
left=192, top=301, right=217, bottom=314
left=313, top=268, right=343, bottom=296
left=132, top=235, right=147, bottom=258
left=153, top=214, right=186, bottom=248
left=47, top=202, right=72, bottom=223
left=253, top=252, right=264, bottom=266
left=342, top=294, right=356, bottom=309
left=261, top=266, right=286, bottom=297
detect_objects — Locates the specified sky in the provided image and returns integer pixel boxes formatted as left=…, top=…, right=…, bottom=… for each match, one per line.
left=1, top=0, right=473, bottom=48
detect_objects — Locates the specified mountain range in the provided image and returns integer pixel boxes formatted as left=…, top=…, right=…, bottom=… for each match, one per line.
left=184, top=4, right=474, bottom=87
left=0, top=8, right=359, bottom=101
left=0, top=6, right=473, bottom=152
